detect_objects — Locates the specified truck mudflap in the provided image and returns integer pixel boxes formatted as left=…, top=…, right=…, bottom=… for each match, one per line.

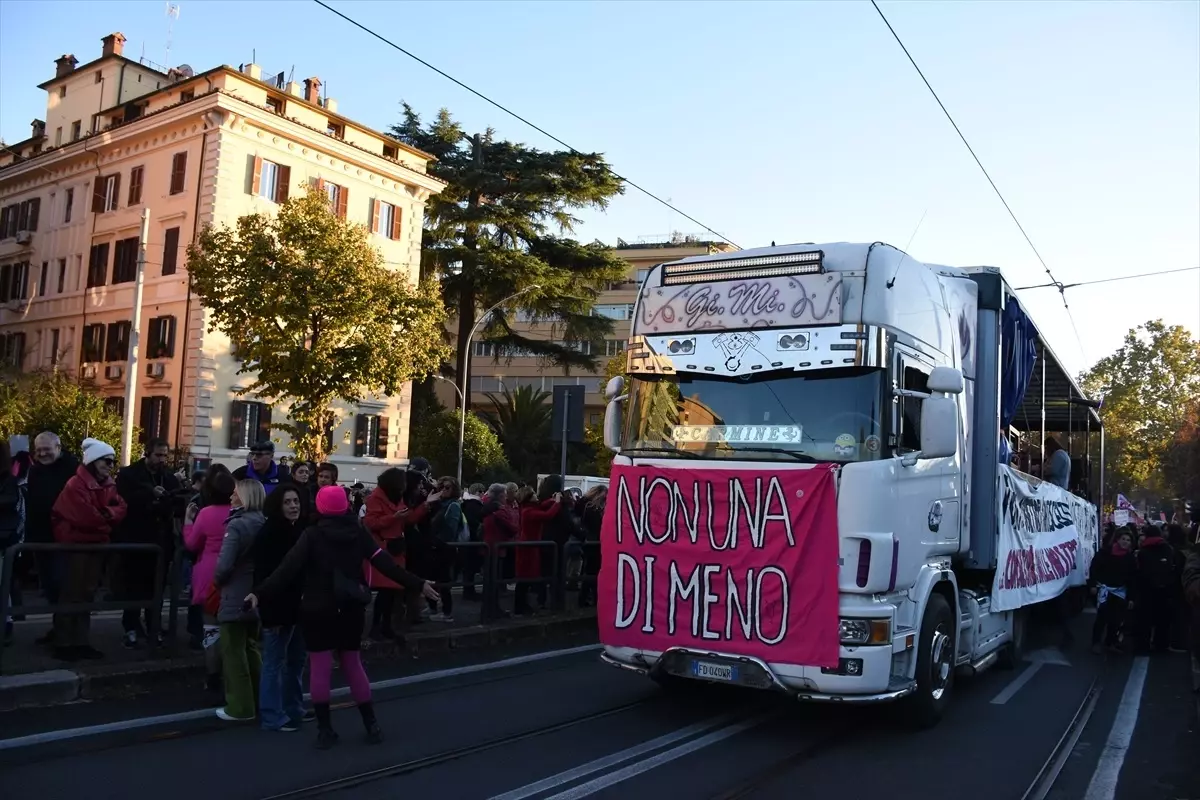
left=601, top=646, right=918, bottom=704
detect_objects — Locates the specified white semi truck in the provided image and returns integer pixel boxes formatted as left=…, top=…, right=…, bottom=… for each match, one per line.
left=597, top=242, right=1102, bottom=726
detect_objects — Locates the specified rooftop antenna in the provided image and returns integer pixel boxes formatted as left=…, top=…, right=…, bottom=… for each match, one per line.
left=165, top=3, right=181, bottom=67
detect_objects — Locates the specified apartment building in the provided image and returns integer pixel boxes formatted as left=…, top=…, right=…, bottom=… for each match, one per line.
left=448, top=237, right=737, bottom=427
left=0, top=32, right=445, bottom=478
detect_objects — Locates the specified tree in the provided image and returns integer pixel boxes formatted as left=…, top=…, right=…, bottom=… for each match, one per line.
left=1082, top=320, right=1200, bottom=495
left=409, top=409, right=509, bottom=483
left=1164, top=399, right=1200, bottom=503
left=186, top=187, right=449, bottom=462
left=390, top=107, right=629, bottom=390
left=584, top=353, right=628, bottom=477
left=483, top=385, right=554, bottom=479
left=0, top=371, right=128, bottom=460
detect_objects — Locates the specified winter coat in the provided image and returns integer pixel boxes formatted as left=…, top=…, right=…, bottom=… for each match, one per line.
left=361, top=490, right=430, bottom=590
left=256, top=513, right=425, bottom=652
left=482, top=500, right=518, bottom=561
left=114, top=459, right=181, bottom=545
left=1090, top=548, right=1137, bottom=591
left=183, top=504, right=231, bottom=605
left=517, top=499, right=560, bottom=580
left=232, top=461, right=290, bottom=496
left=1183, top=549, right=1200, bottom=609
left=213, top=508, right=265, bottom=623
left=24, top=454, right=78, bottom=543
left=252, top=514, right=305, bottom=627
left=1135, top=536, right=1177, bottom=596
left=462, top=496, right=484, bottom=542
left=51, top=465, right=127, bottom=544
left=0, top=474, right=23, bottom=550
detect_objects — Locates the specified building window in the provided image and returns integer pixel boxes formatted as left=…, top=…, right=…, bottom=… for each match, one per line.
left=162, top=227, right=180, bottom=276
left=104, top=396, right=124, bottom=417
left=228, top=401, right=272, bottom=449
left=70, top=121, right=81, bottom=141
left=147, top=316, right=176, bottom=359
left=49, top=328, right=61, bottom=367
left=92, top=174, right=121, bottom=213
left=0, top=262, right=30, bottom=303
left=55, top=127, right=63, bottom=147
left=635, top=269, right=650, bottom=284
left=589, top=412, right=602, bottom=427
left=39, top=260, right=49, bottom=297
left=326, top=121, right=344, bottom=138
left=59, top=86, right=67, bottom=98
left=87, top=243, right=109, bottom=288
left=169, top=152, right=187, bottom=195
left=55, top=258, right=66, bottom=294
left=128, top=166, right=144, bottom=205
left=604, top=339, right=627, bottom=356
left=139, top=397, right=171, bottom=444
left=372, top=200, right=401, bottom=240
left=266, top=96, right=283, bottom=114
left=1, top=333, right=26, bottom=369
left=252, top=157, right=290, bottom=203
left=112, top=237, right=139, bottom=284
left=180, top=89, right=195, bottom=102
left=594, top=304, right=634, bottom=321
left=354, top=414, right=390, bottom=458
left=13, top=198, right=41, bottom=232
left=94, top=71, right=103, bottom=84
left=383, top=144, right=397, bottom=159
left=104, top=320, right=132, bottom=362
left=64, top=188, right=74, bottom=223
left=473, top=342, right=495, bottom=358
left=0, top=207, right=12, bottom=238
left=470, top=376, right=506, bottom=393
left=81, top=324, right=105, bottom=363
left=320, top=180, right=348, bottom=218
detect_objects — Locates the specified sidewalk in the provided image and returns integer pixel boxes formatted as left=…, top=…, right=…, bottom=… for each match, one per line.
left=0, top=588, right=598, bottom=711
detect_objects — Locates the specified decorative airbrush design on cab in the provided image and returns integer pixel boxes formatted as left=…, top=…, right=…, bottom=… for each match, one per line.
left=635, top=250, right=844, bottom=335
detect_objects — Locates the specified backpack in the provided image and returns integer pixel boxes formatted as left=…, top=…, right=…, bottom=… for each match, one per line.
left=432, top=500, right=468, bottom=544
left=1140, top=545, right=1177, bottom=591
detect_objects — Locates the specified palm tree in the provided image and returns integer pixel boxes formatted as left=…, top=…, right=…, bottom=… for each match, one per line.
left=483, top=385, right=553, bottom=479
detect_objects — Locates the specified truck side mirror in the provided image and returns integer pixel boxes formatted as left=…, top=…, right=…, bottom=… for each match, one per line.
left=918, top=395, right=958, bottom=460
left=927, top=366, right=964, bottom=395
left=604, top=375, right=624, bottom=402
left=603, top=395, right=625, bottom=454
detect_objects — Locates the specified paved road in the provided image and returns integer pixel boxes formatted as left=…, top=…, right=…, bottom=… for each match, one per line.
left=1, top=626, right=1196, bottom=800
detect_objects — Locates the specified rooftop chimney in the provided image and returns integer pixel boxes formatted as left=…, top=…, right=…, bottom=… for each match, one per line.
left=54, top=54, right=78, bottom=79
left=303, top=77, right=322, bottom=105
left=31, top=120, right=46, bottom=139
left=101, top=32, right=126, bottom=58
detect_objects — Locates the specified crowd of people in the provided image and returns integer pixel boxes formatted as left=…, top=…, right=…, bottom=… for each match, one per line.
left=0, top=432, right=608, bottom=748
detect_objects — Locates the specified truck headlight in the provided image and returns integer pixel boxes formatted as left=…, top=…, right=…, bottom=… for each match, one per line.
left=839, top=618, right=891, bottom=645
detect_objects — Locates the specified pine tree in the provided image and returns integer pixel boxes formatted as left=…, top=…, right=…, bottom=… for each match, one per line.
left=390, top=106, right=628, bottom=400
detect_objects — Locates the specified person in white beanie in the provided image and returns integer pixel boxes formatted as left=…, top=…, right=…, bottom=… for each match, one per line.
left=49, top=437, right=127, bottom=661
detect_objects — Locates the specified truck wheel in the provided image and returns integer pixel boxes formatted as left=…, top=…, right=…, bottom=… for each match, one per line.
left=905, top=592, right=955, bottom=729
left=997, top=608, right=1028, bottom=670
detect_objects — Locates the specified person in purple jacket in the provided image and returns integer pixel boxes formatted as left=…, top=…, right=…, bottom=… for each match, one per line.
left=233, top=441, right=290, bottom=495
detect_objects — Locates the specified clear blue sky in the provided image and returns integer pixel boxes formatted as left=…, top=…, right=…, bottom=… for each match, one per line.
left=2, top=0, right=1197, bottom=378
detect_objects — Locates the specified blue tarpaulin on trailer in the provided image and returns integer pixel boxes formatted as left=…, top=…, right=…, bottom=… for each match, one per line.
left=999, top=298, right=1038, bottom=462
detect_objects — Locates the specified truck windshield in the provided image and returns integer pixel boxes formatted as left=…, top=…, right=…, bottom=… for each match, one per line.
left=622, top=368, right=886, bottom=463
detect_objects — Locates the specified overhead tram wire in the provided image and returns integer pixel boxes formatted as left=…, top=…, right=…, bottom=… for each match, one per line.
left=312, top=0, right=739, bottom=249
left=1015, top=265, right=1200, bottom=291
left=868, top=0, right=1089, bottom=360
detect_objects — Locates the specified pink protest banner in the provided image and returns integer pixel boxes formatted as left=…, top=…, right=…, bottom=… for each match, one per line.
left=598, top=463, right=840, bottom=668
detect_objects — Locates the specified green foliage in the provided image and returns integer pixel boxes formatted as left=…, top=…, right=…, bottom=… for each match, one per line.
left=390, top=107, right=628, bottom=382
left=186, top=186, right=449, bottom=462
left=1164, top=399, right=1200, bottom=503
left=584, top=353, right=628, bottom=477
left=1081, top=320, right=1200, bottom=495
left=482, top=385, right=553, bottom=479
left=0, top=371, right=128, bottom=460
left=409, top=409, right=509, bottom=482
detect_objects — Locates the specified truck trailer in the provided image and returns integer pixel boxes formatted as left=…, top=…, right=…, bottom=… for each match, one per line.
left=596, top=242, right=1102, bottom=727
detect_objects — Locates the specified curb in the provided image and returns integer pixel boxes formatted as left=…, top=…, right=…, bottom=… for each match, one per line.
left=0, top=612, right=597, bottom=712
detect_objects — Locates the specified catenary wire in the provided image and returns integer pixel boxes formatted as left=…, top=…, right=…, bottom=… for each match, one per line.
left=869, top=1, right=1089, bottom=360
left=311, top=0, right=739, bottom=249
left=1015, top=265, right=1200, bottom=291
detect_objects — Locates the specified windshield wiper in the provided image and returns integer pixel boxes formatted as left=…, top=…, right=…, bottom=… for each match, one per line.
left=731, top=447, right=821, bottom=463
left=622, top=445, right=820, bottom=463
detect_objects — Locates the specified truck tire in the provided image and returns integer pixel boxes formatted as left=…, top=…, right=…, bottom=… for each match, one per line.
left=997, top=608, right=1028, bottom=670
left=905, top=592, right=955, bottom=729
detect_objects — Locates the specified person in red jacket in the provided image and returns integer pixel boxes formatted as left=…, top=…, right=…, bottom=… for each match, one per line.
left=515, top=485, right=563, bottom=615
left=50, top=438, right=128, bottom=661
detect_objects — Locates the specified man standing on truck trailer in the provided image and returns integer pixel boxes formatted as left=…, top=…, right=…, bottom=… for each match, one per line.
left=1043, top=437, right=1071, bottom=490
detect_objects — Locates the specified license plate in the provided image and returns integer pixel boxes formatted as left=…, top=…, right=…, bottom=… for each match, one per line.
left=692, top=660, right=738, bottom=682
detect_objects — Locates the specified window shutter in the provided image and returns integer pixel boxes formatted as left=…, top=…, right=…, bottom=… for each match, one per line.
left=92, top=180, right=106, bottom=212
left=19, top=262, right=29, bottom=300
left=111, top=174, right=121, bottom=209
left=228, top=401, right=247, bottom=449
left=0, top=265, right=9, bottom=304
left=370, top=199, right=380, bottom=233
left=165, top=315, right=177, bottom=358
left=28, top=198, right=40, bottom=231
left=255, top=403, right=273, bottom=444
left=162, top=226, right=180, bottom=275
left=353, top=414, right=368, bottom=457
left=315, top=177, right=326, bottom=193
left=276, top=165, right=291, bottom=202
left=139, top=397, right=153, bottom=444
left=251, top=156, right=263, bottom=195
left=156, top=398, right=171, bottom=442
left=337, top=186, right=349, bottom=219
left=391, top=206, right=402, bottom=240
left=170, top=152, right=187, bottom=194
left=374, top=416, right=390, bottom=459
left=128, top=168, right=142, bottom=204
left=105, top=322, right=119, bottom=361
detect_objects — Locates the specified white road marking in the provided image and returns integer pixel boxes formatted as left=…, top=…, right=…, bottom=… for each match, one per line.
left=1083, top=655, right=1149, bottom=800
left=538, top=712, right=776, bottom=799
left=0, top=644, right=600, bottom=751
left=991, top=648, right=1072, bottom=705
left=488, top=712, right=741, bottom=800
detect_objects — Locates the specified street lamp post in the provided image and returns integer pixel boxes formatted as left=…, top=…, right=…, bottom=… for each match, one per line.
left=432, top=375, right=466, bottom=484
left=456, top=285, right=541, bottom=486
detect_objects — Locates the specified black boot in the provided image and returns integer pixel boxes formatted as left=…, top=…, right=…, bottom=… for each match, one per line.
left=314, top=703, right=339, bottom=750
left=358, top=701, right=383, bottom=745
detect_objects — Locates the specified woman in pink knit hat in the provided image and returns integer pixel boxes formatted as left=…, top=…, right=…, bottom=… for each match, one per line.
left=247, top=485, right=439, bottom=749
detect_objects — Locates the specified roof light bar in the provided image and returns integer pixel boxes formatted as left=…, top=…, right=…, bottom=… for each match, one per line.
left=661, top=250, right=823, bottom=285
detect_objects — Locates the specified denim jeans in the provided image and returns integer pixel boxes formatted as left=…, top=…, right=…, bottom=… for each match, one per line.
left=260, top=625, right=307, bottom=730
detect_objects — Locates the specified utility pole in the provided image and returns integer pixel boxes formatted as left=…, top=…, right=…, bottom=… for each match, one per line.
left=121, top=207, right=150, bottom=466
